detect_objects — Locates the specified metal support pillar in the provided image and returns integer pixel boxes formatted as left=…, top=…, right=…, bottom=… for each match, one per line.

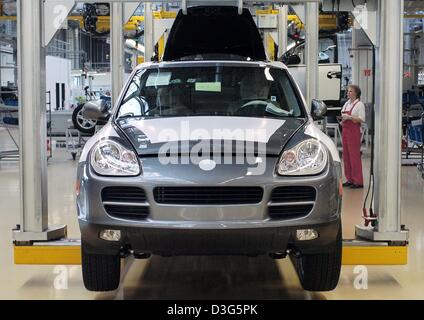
left=305, top=2, right=319, bottom=108
left=13, top=43, right=18, bottom=86
left=111, top=2, right=125, bottom=104
left=351, top=20, right=360, bottom=85
left=13, top=0, right=66, bottom=242
left=277, top=5, right=288, bottom=58
left=144, top=2, right=154, bottom=62
left=74, top=26, right=80, bottom=70
left=0, top=47, right=2, bottom=87
left=356, top=0, right=408, bottom=242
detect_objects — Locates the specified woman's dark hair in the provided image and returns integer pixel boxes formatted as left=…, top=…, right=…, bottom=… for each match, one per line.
left=348, top=84, right=362, bottom=100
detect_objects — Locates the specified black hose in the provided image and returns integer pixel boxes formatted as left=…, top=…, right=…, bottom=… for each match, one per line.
left=363, top=45, right=376, bottom=222
left=370, top=44, right=376, bottom=217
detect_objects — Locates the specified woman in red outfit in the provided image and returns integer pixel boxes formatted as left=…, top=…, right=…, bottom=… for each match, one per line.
left=341, top=85, right=366, bottom=189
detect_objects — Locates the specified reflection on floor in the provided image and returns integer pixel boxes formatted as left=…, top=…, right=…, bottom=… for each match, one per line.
left=97, top=256, right=324, bottom=300
left=1, top=127, right=423, bottom=299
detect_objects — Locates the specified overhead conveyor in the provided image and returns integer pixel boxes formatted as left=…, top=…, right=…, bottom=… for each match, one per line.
left=12, top=0, right=408, bottom=267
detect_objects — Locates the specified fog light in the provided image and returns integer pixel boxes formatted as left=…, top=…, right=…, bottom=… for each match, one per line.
left=296, top=229, right=319, bottom=241
left=99, top=229, right=121, bottom=242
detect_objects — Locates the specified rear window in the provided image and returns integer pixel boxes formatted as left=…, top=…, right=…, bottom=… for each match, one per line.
left=117, top=65, right=305, bottom=120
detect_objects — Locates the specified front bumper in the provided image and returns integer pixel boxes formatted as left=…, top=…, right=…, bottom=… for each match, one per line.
left=77, top=155, right=342, bottom=256
left=80, top=219, right=341, bottom=256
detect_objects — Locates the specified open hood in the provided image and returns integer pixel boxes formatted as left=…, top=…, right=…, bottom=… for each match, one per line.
left=163, top=6, right=266, bottom=61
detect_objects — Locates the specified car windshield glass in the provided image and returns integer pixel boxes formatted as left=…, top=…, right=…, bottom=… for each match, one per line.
left=117, top=65, right=305, bottom=119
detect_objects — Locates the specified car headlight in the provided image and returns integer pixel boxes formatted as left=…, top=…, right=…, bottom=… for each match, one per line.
left=277, top=139, right=327, bottom=176
left=90, top=139, right=140, bottom=176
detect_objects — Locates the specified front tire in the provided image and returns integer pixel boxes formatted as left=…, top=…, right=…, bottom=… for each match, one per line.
left=291, top=224, right=342, bottom=291
left=81, top=243, right=121, bottom=292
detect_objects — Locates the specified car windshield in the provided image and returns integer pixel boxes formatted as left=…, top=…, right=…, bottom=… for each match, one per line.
left=116, top=65, right=305, bottom=119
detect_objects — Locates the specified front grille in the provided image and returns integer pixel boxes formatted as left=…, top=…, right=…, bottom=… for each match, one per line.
left=270, top=186, right=316, bottom=202
left=268, top=205, right=313, bottom=219
left=102, top=187, right=149, bottom=220
left=102, top=187, right=147, bottom=203
left=268, top=186, right=315, bottom=220
left=154, top=187, right=263, bottom=205
left=103, top=205, right=149, bottom=220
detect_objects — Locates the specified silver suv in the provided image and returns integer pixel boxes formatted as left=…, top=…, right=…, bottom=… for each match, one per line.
left=76, top=6, right=342, bottom=292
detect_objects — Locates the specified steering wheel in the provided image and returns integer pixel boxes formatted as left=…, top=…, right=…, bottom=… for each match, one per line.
left=234, top=100, right=269, bottom=116
left=240, top=100, right=268, bottom=108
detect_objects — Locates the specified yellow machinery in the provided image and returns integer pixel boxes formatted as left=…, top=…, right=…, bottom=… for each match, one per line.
left=0, top=9, right=341, bottom=63
left=0, top=9, right=338, bottom=35
left=0, top=11, right=338, bottom=31
left=256, top=8, right=344, bottom=31
left=257, top=8, right=349, bottom=60
left=0, top=11, right=175, bottom=61
left=13, top=240, right=408, bottom=265
left=67, top=11, right=177, bottom=33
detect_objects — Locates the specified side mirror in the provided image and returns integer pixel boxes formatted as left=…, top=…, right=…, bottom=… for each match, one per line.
left=284, top=54, right=301, bottom=65
left=311, top=99, right=327, bottom=121
left=82, top=99, right=110, bottom=120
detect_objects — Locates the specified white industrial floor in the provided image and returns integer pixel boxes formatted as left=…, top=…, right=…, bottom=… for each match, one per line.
left=1, top=127, right=424, bottom=300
